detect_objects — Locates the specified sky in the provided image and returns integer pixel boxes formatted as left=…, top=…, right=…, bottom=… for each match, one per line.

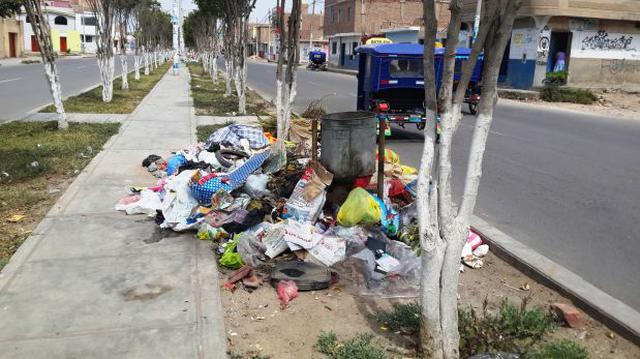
left=159, top=0, right=319, bottom=23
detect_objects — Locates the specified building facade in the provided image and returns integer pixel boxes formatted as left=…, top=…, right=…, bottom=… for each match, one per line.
left=18, top=2, right=82, bottom=54
left=323, top=0, right=451, bottom=69
left=0, top=17, right=24, bottom=59
left=462, top=0, right=640, bottom=89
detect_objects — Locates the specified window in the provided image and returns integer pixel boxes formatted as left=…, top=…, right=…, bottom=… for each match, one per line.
left=338, top=8, right=342, bottom=22
left=54, top=16, right=67, bottom=25
left=331, top=8, right=335, bottom=23
left=352, top=42, right=358, bottom=53
left=26, top=15, right=39, bottom=23
left=389, top=59, right=424, bottom=78
left=332, top=41, right=337, bottom=54
left=347, top=6, right=352, bottom=20
left=82, top=35, right=94, bottom=43
left=82, top=16, right=97, bottom=26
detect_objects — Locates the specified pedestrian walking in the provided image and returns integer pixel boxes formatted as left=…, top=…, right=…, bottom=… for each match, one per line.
left=172, top=52, right=181, bottom=76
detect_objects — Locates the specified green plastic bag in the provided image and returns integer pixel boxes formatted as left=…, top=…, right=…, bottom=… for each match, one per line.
left=337, top=188, right=382, bottom=227
left=219, top=236, right=244, bottom=269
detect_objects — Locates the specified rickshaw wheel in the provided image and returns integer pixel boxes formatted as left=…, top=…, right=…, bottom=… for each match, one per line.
left=417, top=122, right=426, bottom=130
left=468, top=102, right=478, bottom=115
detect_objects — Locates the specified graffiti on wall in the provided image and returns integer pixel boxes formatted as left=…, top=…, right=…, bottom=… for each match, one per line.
left=581, top=31, right=635, bottom=52
left=573, top=30, right=640, bottom=59
left=600, top=59, right=640, bottom=75
left=537, top=26, right=551, bottom=65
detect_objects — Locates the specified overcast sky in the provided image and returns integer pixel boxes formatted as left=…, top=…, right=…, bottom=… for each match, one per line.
left=159, top=0, right=321, bottom=22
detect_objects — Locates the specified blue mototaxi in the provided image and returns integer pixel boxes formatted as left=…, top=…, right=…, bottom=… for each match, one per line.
left=356, top=43, right=484, bottom=131
left=307, top=50, right=327, bottom=71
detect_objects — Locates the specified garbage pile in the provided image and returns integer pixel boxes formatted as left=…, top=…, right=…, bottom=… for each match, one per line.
left=115, top=121, right=490, bottom=303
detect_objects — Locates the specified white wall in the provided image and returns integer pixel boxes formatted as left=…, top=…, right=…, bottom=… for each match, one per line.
left=571, top=30, right=640, bottom=60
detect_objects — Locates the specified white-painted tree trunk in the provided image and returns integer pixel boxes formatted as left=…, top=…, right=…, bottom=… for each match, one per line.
left=144, top=51, right=150, bottom=75
left=97, top=55, right=115, bottom=102
left=415, top=1, right=522, bottom=357
left=44, top=61, right=68, bottom=130
left=210, top=52, right=218, bottom=83
left=233, top=63, right=247, bottom=114
left=120, top=54, right=128, bottom=90
left=224, top=58, right=233, bottom=97
left=203, top=52, right=210, bottom=74
left=134, top=53, right=141, bottom=80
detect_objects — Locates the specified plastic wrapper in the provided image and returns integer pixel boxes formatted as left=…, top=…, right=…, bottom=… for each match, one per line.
left=219, top=236, right=244, bottom=269
left=334, top=232, right=421, bottom=298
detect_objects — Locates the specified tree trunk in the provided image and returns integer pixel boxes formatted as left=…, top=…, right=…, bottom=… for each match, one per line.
left=97, top=55, right=115, bottom=102
left=233, top=62, right=247, bottom=114
left=224, top=57, right=233, bottom=97
left=134, top=51, right=141, bottom=80
left=120, top=53, right=129, bottom=90
left=210, top=52, right=218, bottom=83
left=275, top=79, right=284, bottom=134
left=44, top=61, right=68, bottom=130
left=144, top=50, right=150, bottom=75
left=203, top=52, right=210, bottom=73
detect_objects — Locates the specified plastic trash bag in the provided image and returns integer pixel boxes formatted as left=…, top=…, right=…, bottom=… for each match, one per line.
left=161, top=170, right=199, bottom=231
left=244, top=174, right=270, bottom=198
left=337, top=188, right=382, bottom=227
left=334, top=230, right=421, bottom=298
left=236, top=223, right=271, bottom=267
left=166, top=154, right=188, bottom=176
left=219, top=236, right=244, bottom=269
left=276, top=280, right=299, bottom=308
left=372, top=195, right=400, bottom=236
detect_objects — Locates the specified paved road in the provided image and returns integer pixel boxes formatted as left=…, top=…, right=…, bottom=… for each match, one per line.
left=0, top=55, right=134, bottom=121
left=247, top=61, right=640, bottom=310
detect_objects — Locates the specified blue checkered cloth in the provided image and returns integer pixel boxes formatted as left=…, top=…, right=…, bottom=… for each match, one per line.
left=191, top=150, right=270, bottom=205
left=205, top=124, right=269, bottom=149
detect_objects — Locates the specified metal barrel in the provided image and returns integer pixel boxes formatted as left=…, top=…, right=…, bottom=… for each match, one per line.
left=320, top=111, right=377, bottom=180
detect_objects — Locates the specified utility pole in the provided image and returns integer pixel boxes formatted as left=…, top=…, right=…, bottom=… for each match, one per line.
left=309, top=0, right=316, bottom=58
left=473, top=0, right=482, bottom=43
left=267, top=9, right=272, bottom=60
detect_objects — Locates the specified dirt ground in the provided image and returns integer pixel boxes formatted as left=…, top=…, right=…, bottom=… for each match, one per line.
left=221, top=251, right=640, bottom=359
left=503, top=89, right=640, bottom=120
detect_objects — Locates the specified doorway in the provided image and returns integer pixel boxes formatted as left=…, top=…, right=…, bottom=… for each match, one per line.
left=60, top=36, right=68, bottom=53
left=31, top=35, right=40, bottom=52
left=340, top=42, right=346, bottom=67
left=498, top=39, right=511, bottom=83
left=8, top=32, right=17, bottom=58
left=547, top=32, right=571, bottom=73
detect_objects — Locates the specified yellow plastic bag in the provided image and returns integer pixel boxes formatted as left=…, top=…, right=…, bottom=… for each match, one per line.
left=337, top=188, right=382, bottom=227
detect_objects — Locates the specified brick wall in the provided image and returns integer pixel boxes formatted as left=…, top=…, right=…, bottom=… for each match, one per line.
left=324, top=0, right=357, bottom=36
left=324, top=0, right=437, bottom=37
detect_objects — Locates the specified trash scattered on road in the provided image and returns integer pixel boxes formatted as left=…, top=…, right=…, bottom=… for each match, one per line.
left=7, top=214, right=25, bottom=223
left=276, top=279, right=299, bottom=308
left=114, top=120, right=491, bottom=302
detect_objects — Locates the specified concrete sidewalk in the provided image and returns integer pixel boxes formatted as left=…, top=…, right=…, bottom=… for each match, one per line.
left=0, top=68, right=227, bottom=358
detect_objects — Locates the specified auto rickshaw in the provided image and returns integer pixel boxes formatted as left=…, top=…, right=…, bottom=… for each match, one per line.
left=356, top=44, right=483, bottom=131
left=307, top=50, right=327, bottom=71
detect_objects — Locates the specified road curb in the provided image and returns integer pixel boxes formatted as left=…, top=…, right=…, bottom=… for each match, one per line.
left=470, top=215, right=640, bottom=345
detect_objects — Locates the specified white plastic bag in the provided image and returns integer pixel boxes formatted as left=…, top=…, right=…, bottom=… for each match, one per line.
left=244, top=174, right=270, bottom=198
